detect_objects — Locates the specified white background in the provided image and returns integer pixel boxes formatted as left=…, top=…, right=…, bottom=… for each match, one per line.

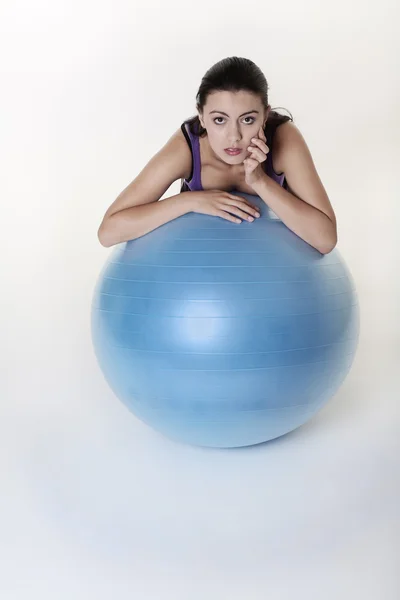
left=1, top=1, right=399, bottom=598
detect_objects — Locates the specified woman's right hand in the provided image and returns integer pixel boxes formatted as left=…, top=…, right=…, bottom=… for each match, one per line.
left=188, top=189, right=261, bottom=223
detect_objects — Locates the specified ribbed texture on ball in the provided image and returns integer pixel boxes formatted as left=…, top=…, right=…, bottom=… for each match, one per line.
left=91, top=193, right=359, bottom=448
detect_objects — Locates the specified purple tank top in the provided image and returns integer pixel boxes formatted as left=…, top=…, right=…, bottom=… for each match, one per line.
left=180, top=119, right=287, bottom=192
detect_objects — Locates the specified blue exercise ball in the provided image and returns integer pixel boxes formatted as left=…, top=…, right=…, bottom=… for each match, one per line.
left=91, top=192, right=359, bottom=448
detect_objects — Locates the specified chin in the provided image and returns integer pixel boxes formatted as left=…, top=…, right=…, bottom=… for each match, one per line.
left=223, top=152, right=243, bottom=161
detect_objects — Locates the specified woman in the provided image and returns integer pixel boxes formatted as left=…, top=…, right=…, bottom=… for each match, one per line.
left=98, top=56, right=337, bottom=254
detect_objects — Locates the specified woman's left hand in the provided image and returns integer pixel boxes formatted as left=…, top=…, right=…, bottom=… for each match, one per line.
left=243, top=126, right=269, bottom=187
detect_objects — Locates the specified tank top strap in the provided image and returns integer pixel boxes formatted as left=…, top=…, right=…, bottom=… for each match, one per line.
left=180, top=121, right=203, bottom=191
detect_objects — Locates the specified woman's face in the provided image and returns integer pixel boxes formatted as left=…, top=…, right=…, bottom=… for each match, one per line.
left=198, top=90, right=270, bottom=164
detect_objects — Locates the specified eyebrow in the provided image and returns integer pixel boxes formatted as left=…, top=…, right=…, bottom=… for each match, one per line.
left=209, top=110, right=259, bottom=117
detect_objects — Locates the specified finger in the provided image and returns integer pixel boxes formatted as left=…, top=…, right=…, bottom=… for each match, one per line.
left=227, top=194, right=252, bottom=206
left=231, top=208, right=257, bottom=221
left=217, top=210, right=242, bottom=223
left=250, top=138, right=269, bottom=153
left=245, top=157, right=259, bottom=166
left=229, top=198, right=259, bottom=214
left=219, top=203, right=255, bottom=220
left=227, top=193, right=250, bottom=202
left=225, top=196, right=260, bottom=216
left=258, top=131, right=267, bottom=145
left=247, top=147, right=267, bottom=162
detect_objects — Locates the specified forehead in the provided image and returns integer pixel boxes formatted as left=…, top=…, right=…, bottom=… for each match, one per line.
left=205, top=90, right=261, bottom=112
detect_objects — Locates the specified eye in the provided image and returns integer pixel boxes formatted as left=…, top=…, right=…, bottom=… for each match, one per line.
left=213, top=116, right=256, bottom=125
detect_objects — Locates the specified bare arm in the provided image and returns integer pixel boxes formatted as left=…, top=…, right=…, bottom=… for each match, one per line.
left=98, top=192, right=194, bottom=247
left=97, top=128, right=193, bottom=247
left=252, top=122, right=337, bottom=254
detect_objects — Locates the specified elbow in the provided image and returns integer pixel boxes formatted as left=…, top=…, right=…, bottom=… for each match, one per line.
left=97, top=220, right=116, bottom=248
left=319, top=244, right=336, bottom=255
left=98, top=235, right=113, bottom=248
left=97, top=213, right=139, bottom=247
left=314, top=214, right=337, bottom=254
left=97, top=225, right=109, bottom=247
left=318, top=230, right=338, bottom=255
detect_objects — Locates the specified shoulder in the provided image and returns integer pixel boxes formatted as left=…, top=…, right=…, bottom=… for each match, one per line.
left=274, top=120, right=305, bottom=146
left=145, top=125, right=192, bottom=185
left=172, top=123, right=190, bottom=145
left=178, top=121, right=190, bottom=144
left=174, top=123, right=196, bottom=180
left=272, top=121, right=309, bottom=174
left=166, top=124, right=193, bottom=156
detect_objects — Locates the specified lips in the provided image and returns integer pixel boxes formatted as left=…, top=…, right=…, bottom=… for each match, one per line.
left=224, top=148, right=242, bottom=155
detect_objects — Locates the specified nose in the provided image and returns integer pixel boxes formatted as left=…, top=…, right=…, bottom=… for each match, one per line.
left=228, top=125, right=242, bottom=144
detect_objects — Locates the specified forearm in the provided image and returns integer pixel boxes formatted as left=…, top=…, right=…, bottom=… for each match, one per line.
left=98, top=192, right=194, bottom=247
left=251, top=173, right=337, bottom=254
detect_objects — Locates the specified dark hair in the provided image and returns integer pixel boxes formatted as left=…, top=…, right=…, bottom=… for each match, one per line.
left=185, top=56, right=293, bottom=137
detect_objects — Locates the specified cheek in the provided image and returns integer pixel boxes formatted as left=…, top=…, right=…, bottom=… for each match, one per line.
left=208, top=129, right=225, bottom=149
